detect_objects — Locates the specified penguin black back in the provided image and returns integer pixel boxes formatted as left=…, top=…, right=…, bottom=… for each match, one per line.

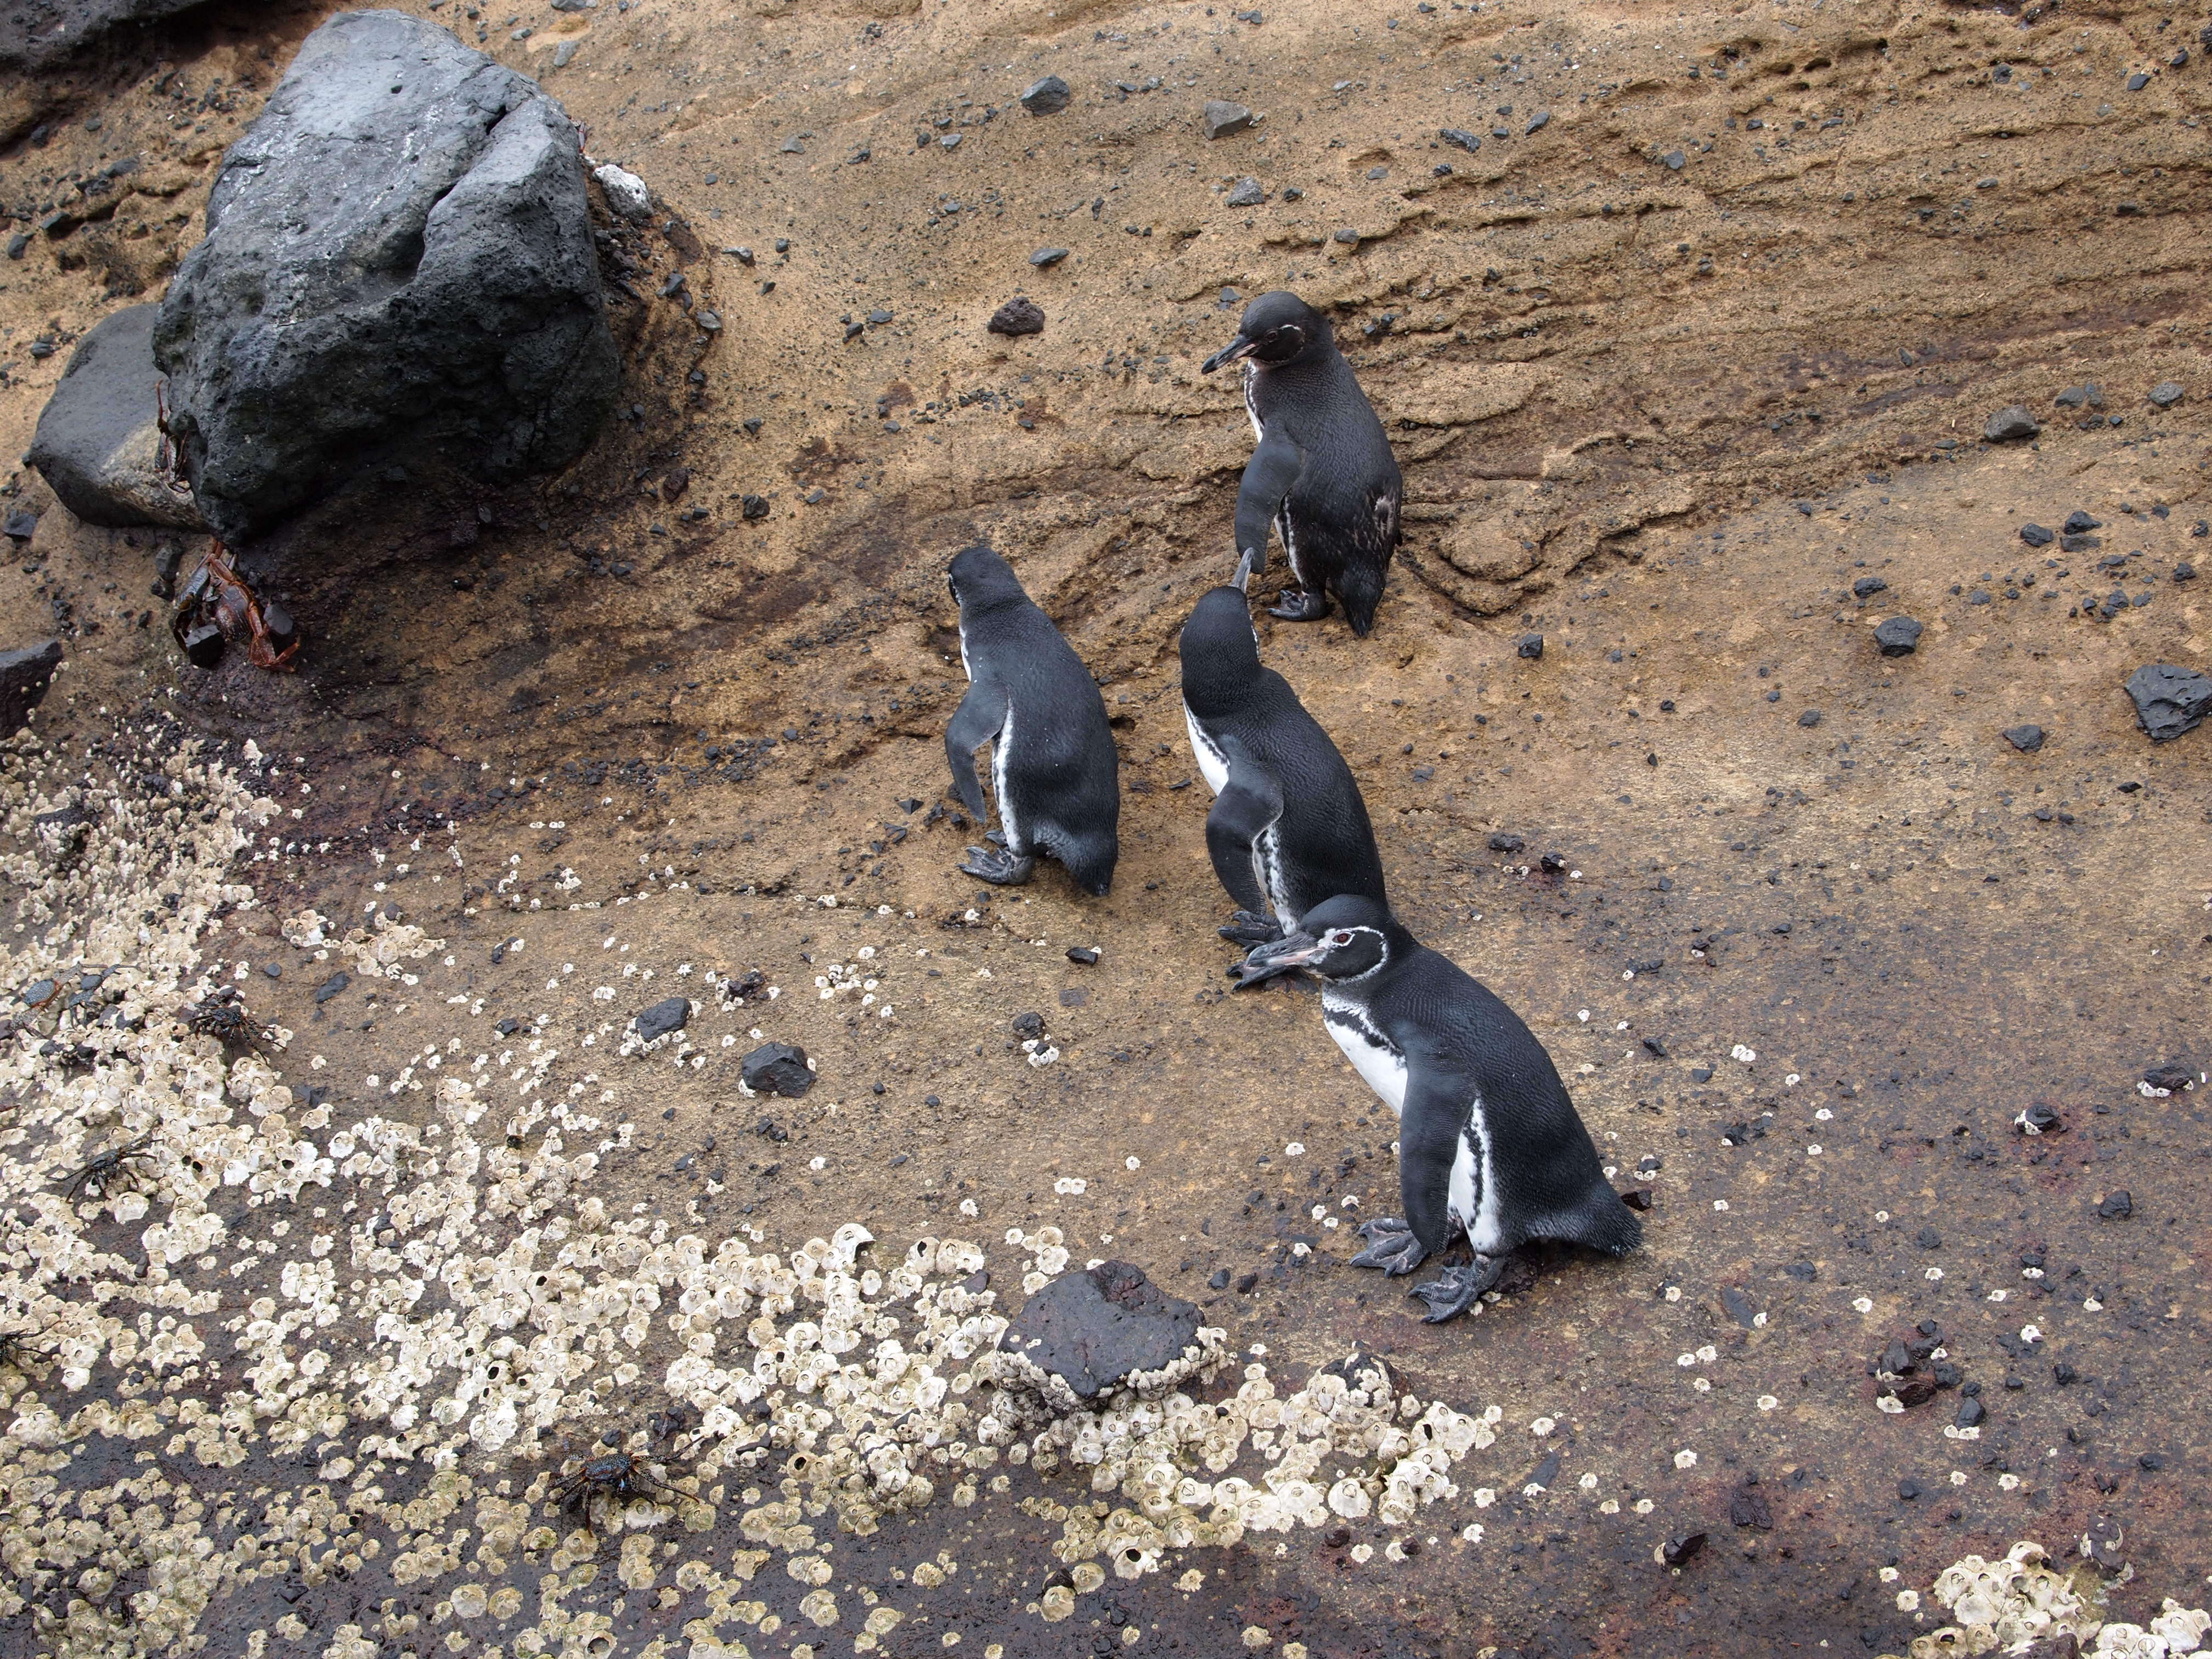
left=1180, top=582, right=1387, bottom=951
left=1240, top=895, right=1639, bottom=1320
left=944, top=545, right=1119, bottom=895
left=1201, top=291, right=1402, bottom=637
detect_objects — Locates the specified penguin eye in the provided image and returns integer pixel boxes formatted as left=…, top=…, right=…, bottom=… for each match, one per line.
left=1330, top=931, right=1353, bottom=946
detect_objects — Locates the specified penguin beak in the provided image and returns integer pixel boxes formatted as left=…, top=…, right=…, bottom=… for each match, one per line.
left=1229, top=929, right=1323, bottom=991
left=1232, top=548, right=1256, bottom=593
left=1201, top=335, right=1256, bottom=375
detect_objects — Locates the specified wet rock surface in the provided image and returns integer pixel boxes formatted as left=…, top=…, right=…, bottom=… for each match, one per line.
left=998, top=1259, right=1203, bottom=1402
left=152, top=9, right=619, bottom=541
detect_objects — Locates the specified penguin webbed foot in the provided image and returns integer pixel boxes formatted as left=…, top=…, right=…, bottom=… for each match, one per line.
left=983, top=828, right=1007, bottom=848
left=1348, top=1217, right=1428, bottom=1278
left=1267, top=588, right=1330, bottom=623
left=1217, top=910, right=1283, bottom=947
left=1409, top=1254, right=1503, bottom=1324
left=958, top=844, right=1035, bottom=885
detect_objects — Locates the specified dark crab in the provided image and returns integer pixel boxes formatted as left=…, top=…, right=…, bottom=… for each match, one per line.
left=180, top=985, right=280, bottom=1049
left=61, top=1133, right=156, bottom=1200
left=170, top=539, right=301, bottom=672
left=548, top=1444, right=684, bottom=1524
left=0, top=1324, right=51, bottom=1372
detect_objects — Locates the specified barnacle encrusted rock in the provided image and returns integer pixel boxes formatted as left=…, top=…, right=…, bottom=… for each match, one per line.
left=993, top=1260, right=1225, bottom=1417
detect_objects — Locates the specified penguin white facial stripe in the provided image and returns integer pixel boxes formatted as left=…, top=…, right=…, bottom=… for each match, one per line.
left=1242, top=362, right=1262, bottom=444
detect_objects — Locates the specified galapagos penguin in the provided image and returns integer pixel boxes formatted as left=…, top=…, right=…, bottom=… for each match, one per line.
left=1200, top=290, right=1402, bottom=637
left=1239, top=896, right=1641, bottom=1320
left=943, top=544, right=1119, bottom=895
left=1180, top=551, right=1389, bottom=973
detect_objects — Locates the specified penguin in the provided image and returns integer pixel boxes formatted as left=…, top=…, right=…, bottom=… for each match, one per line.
left=1180, top=550, right=1389, bottom=974
left=1238, top=895, right=1641, bottom=1321
left=943, top=544, right=1119, bottom=895
left=1200, top=290, right=1402, bottom=637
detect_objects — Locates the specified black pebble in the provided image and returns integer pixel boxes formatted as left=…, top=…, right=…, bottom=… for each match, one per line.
left=2019, top=523, right=2054, bottom=548
left=2003, top=724, right=2046, bottom=753
left=1852, top=576, right=1888, bottom=597
left=262, top=963, right=282, bottom=979
left=634, top=996, right=690, bottom=1043
left=1234, top=1271, right=1259, bottom=1294
left=2096, top=1190, right=2132, bottom=1220
left=1955, top=1397, right=1986, bottom=1428
left=1208, top=1268, right=1230, bottom=1289
left=1488, top=832, right=1525, bottom=853
left=1066, top=946, right=1100, bottom=965
left=1012, top=1011, right=1046, bottom=1040
left=1516, top=632, right=1544, bottom=659
left=1662, top=1532, right=1706, bottom=1567
left=312, top=971, right=351, bottom=1004
left=1797, top=709, right=1822, bottom=728
left=1874, top=616, right=1923, bottom=657
left=1916, top=1227, right=1941, bottom=1249
left=2064, top=510, right=2102, bottom=534
left=495, top=1016, right=521, bottom=1037
left=1897, top=1479, right=1922, bottom=1500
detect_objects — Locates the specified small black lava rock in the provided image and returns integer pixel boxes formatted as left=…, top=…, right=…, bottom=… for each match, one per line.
left=1851, top=576, right=1888, bottom=598
left=1020, top=75, right=1071, bottom=115
left=1984, top=405, right=2040, bottom=442
left=1488, top=832, right=1525, bottom=853
left=1797, top=708, right=1822, bottom=728
left=313, top=971, right=351, bottom=1004
left=2124, top=663, right=2212, bottom=742
left=987, top=296, right=1045, bottom=337
left=1516, top=632, right=1544, bottom=660
left=1875, top=616, right=1924, bottom=657
left=2003, top=724, right=2046, bottom=753
left=2019, top=523, right=2055, bottom=548
left=1066, top=946, right=1100, bottom=965
left=634, top=996, right=690, bottom=1043
left=2096, top=1190, right=2133, bottom=1220
left=742, top=1042, right=815, bottom=1098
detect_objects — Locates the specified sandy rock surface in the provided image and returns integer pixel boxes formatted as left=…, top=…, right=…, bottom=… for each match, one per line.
left=0, top=1, right=2208, bottom=1655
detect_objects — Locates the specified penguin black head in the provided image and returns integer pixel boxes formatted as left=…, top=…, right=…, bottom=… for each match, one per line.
left=1200, top=290, right=1330, bottom=374
left=1240, top=894, right=1397, bottom=981
left=946, top=544, right=1025, bottom=611
left=1178, top=560, right=1262, bottom=716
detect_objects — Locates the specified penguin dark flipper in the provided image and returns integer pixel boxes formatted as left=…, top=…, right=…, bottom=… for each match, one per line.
left=1410, top=1254, right=1503, bottom=1323
left=944, top=679, right=1009, bottom=823
left=1203, top=760, right=1284, bottom=918
left=1234, top=434, right=1304, bottom=586
left=1348, top=1216, right=1428, bottom=1277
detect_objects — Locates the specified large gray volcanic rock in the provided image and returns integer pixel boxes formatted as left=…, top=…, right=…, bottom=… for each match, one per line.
left=153, top=9, right=619, bottom=542
left=27, top=304, right=207, bottom=529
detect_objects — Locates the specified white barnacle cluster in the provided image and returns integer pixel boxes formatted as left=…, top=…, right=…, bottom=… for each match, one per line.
left=1012, top=1356, right=1489, bottom=1587
left=337, top=912, right=445, bottom=986
left=1900, top=1541, right=2212, bottom=1658
left=814, top=947, right=891, bottom=1019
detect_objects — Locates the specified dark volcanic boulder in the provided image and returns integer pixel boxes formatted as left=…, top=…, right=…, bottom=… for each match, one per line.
left=0, top=0, right=208, bottom=74
left=27, top=305, right=207, bottom=529
left=998, top=1260, right=1203, bottom=1404
left=153, top=9, right=619, bottom=541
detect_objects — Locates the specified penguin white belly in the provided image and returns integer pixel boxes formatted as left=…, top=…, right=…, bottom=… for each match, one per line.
left=1184, top=706, right=1231, bottom=795
left=992, top=702, right=1022, bottom=851
left=1322, top=996, right=1407, bottom=1117
left=1449, top=1103, right=1506, bottom=1254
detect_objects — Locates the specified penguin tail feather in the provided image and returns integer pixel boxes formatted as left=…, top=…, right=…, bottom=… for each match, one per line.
left=1581, top=1194, right=1645, bottom=1257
